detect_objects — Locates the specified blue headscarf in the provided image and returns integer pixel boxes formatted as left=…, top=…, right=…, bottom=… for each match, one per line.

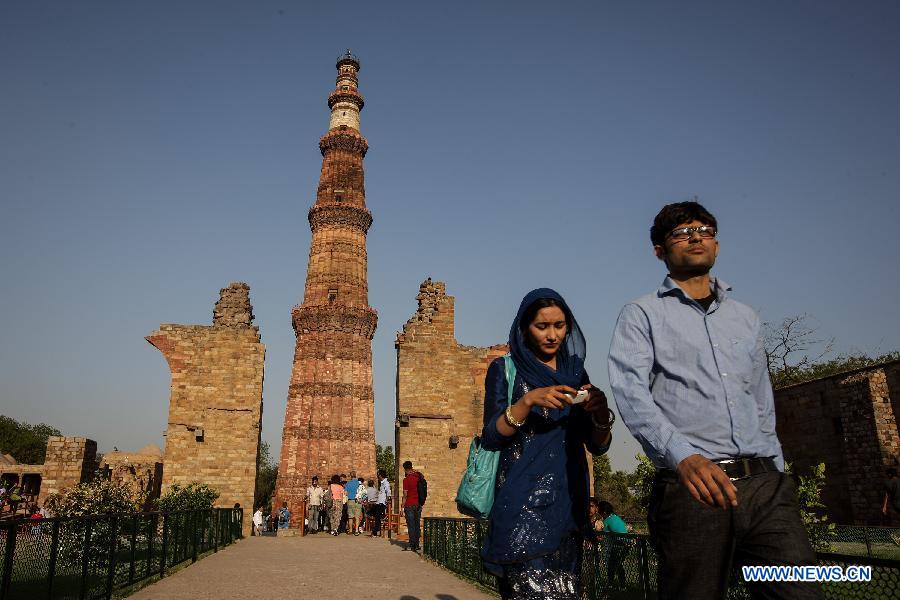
left=508, top=288, right=586, bottom=390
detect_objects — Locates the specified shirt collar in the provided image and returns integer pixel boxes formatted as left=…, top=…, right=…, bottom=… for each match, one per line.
left=657, top=275, right=732, bottom=302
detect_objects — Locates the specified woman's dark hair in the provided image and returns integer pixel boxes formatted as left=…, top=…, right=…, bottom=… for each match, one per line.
left=650, top=201, right=718, bottom=247
left=377, top=468, right=386, bottom=478
left=597, top=500, right=615, bottom=516
left=367, top=479, right=374, bottom=487
left=520, top=297, right=571, bottom=333
left=330, top=474, right=340, bottom=485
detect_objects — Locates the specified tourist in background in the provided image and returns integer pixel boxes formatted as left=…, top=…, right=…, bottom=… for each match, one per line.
left=596, top=501, right=629, bottom=590
left=345, top=470, right=362, bottom=536
left=252, top=507, right=263, bottom=536
left=883, top=468, right=900, bottom=525
left=306, top=476, right=324, bottom=534
left=608, top=201, right=822, bottom=599
left=401, top=460, right=423, bottom=552
left=371, top=469, right=391, bottom=537
left=278, top=502, right=290, bottom=530
left=354, top=476, right=367, bottom=533
left=480, top=289, right=613, bottom=600
left=328, top=475, right=344, bottom=536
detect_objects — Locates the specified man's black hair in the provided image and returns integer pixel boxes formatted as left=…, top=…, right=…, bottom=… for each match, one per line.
left=377, top=468, right=386, bottom=478
left=402, top=460, right=413, bottom=470
left=650, top=201, right=718, bottom=247
left=597, top=500, right=615, bottom=515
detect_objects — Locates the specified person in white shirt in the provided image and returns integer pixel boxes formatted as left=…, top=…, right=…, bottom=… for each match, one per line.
left=252, top=507, right=263, bottom=536
left=305, top=476, right=325, bottom=534
left=371, top=469, right=392, bottom=537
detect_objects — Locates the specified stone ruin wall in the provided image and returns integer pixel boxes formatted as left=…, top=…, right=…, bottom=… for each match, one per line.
left=394, top=279, right=507, bottom=517
left=102, top=448, right=164, bottom=511
left=774, top=359, right=900, bottom=525
left=38, top=436, right=97, bottom=505
left=147, top=282, right=265, bottom=536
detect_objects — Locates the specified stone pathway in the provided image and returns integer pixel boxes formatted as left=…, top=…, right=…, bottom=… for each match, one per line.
left=129, top=534, right=495, bottom=600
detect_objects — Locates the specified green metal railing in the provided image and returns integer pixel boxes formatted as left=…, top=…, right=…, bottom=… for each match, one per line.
left=0, top=508, right=242, bottom=600
left=424, top=517, right=900, bottom=599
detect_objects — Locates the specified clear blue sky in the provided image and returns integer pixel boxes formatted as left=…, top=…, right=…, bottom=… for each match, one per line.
left=2, top=1, right=898, bottom=472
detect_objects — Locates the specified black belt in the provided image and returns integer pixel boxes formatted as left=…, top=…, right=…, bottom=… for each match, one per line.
left=658, top=456, right=778, bottom=482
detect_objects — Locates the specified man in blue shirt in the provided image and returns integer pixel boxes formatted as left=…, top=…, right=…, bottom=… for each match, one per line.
left=608, top=201, right=822, bottom=599
left=344, top=470, right=362, bottom=535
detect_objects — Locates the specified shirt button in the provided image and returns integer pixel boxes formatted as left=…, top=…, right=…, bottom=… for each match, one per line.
left=713, top=343, right=719, bottom=348
left=722, top=372, right=728, bottom=377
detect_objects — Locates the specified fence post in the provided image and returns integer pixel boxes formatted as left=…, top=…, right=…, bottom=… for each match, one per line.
left=146, top=514, right=156, bottom=580
left=1, top=520, right=16, bottom=600
left=105, top=514, right=118, bottom=599
left=638, top=537, right=651, bottom=600
left=191, top=511, right=199, bottom=563
left=80, top=519, right=93, bottom=600
left=863, top=527, right=872, bottom=558
left=159, top=513, right=169, bottom=577
left=47, top=520, right=60, bottom=600
left=128, top=515, right=137, bottom=585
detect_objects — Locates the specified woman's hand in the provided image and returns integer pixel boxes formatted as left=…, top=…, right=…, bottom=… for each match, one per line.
left=520, top=385, right=579, bottom=410
left=581, top=385, right=609, bottom=417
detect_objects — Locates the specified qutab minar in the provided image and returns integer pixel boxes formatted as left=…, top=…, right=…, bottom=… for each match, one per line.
left=275, top=51, right=377, bottom=523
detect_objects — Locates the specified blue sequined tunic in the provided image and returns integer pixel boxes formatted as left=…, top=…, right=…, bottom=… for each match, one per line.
left=480, top=357, right=609, bottom=598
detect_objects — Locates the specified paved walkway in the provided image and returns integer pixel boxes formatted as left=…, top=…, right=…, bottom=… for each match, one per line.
left=129, top=534, right=495, bottom=600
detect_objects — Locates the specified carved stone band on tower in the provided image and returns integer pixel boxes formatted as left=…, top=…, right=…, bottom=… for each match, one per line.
left=275, top=51, right=378, bottom=525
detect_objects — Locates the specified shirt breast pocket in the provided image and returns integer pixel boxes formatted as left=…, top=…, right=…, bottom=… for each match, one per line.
left=729, top=336, right=756, bottom=372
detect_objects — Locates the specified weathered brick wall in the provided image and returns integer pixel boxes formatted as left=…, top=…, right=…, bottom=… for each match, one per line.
left=395, top=279, right=507, bottom=517
left=38, top=436, right=97, bottom=505
left=775, top=360, right=900, bottom=525
left=147, top=282, right=265, bottom=536
left=102, top=447, right=164, bottom=511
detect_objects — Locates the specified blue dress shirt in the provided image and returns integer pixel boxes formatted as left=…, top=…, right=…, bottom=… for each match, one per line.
left=607, top=276, right=783, bottom=472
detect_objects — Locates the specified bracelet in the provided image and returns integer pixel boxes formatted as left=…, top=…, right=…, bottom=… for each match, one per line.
left=504, top=405, right=527, bottom=428
left=591, top=408, right=615, bottom=431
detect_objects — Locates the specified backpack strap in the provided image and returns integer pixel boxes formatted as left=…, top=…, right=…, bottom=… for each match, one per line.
left=502, top=353, right=516, bottom=407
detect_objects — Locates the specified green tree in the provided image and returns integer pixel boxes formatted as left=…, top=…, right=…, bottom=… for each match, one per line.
left=375, top=444, right=396, bottom=485
left=155, top=483, right=219, bottom=512
left=786, top=462, right=836, bottom=552
left=592, top=454, right=647, bottom=520
left=44, top=477, right=142, bottom=517
left=254, top=441, right=278, bottom=510
left=764, top=313, right=898, bottom=388
left=630, top=454, right=657, bottom=513
left=0, top=415, right=62, bottom=464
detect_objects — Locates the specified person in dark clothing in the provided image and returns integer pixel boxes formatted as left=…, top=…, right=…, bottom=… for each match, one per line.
left=480, top=289, right=613, bottom=600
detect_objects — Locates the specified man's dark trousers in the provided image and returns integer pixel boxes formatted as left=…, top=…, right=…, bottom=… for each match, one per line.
left=649, top=471, right=824, bottom=599
left=372, top=503, right=385, bottom=536
left=404, top=504, right=422, bottom=550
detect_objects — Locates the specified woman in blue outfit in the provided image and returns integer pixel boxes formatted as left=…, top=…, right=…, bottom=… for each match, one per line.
left=481, top=289, right=614, bottom=599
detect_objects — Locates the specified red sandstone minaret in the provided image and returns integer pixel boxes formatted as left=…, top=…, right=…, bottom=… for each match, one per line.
left=276, top=51, right=377, bottom=521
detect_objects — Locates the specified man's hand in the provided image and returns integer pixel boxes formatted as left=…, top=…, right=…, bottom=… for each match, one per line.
left=676, top=454, right=738, bottom=509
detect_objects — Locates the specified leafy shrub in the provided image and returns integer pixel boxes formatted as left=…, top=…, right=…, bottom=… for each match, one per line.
left=155, top=483, right=219, bottom=512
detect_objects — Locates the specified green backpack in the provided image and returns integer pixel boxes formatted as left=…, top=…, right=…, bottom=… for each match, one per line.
left=455, top=354, right=516, bottom=519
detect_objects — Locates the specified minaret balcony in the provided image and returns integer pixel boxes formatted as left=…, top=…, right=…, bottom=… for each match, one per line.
left=308, top=204, right=373, bottom=233
left=327, top=90, right=364, bottom=110
left=291, top=304, right=378, bottom=338
left=319, top=129, right=368, bottom=156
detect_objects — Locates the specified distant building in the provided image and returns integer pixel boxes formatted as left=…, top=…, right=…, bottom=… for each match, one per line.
left=774, top=359, right=900, bottom=525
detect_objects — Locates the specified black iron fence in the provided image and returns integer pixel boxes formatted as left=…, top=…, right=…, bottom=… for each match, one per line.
left=0, top=508, right=242, bottom=600
left=424, top=517, right=900, bottom=600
